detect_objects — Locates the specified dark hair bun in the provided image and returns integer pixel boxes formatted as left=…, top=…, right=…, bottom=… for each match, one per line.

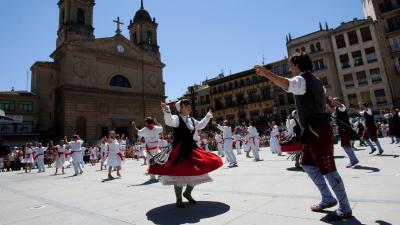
left=289, top=52, right=313, bottom=72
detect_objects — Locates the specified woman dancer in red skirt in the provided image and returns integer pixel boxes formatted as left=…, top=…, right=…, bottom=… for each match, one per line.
left=149, top=99, right=223, bottom=208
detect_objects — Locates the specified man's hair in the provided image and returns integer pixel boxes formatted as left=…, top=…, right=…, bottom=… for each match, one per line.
left=289, top=52, right=313, bottom=73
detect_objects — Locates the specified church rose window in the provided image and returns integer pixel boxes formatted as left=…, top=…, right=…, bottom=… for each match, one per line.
left=109, top=75, right=132, bottom=88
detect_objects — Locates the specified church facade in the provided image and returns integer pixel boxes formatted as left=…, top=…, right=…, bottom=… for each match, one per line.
left=31, top=0, right=165, bottom=141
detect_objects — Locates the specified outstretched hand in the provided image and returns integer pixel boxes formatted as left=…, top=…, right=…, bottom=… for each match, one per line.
left=254, top=65, right=270, bottom=77
left=160, top=102, right=167, bottom=110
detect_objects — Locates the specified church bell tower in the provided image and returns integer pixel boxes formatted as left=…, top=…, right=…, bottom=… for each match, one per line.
left=128, top=0, right=159, bottom=53
left=56, top=0, right=95, bottom=48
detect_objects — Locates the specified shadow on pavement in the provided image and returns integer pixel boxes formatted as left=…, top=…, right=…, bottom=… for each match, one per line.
left=377, top=154, right=399, bottom=158
left=375, top=220, right=393, bottom=225
left=101, top=177, right=120, bottom=183
left=286, top=167, right=304, bottom=172
left=321, top=215, right=366, bottom=224
left=146, top=201, right=230, bottom=225
left=127, top=179, right=159, bottom=187
left=334, top=156, right=346, bottom=159
left=353, top=165, right=380, bottom=173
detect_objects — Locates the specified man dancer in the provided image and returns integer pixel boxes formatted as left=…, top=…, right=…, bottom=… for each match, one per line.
left=359, top=103, right=384, bottom=155
left=217, top=120, right=238, bottom=167
left=215, top=130, right=225, bottom=157
left=255, top=52, right=353, bottom=221
left=33, top=143, right=47, bottom=173
left=331, top=97, right=359, bottom=168
left=248, top=121, right=261, bottom=161
left=66, top=135, right=84, bottom=176
left=233, top=127, right=242, bottom=155
left=99, top=137, right=108, bottom=170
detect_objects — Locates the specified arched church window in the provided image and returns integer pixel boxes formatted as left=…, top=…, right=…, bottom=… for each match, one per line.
left=109, top=75, right=132, bottom=88
left=147, top=31, right=152, bottom=45
left=76, top=116, right=87, bottom=139
left=77, top=8, right=85, bottom=25
left=133, top=31, right=138, bottom=44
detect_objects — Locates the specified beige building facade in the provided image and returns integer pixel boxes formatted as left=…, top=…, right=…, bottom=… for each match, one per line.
left=331, top=18, right=393, bottom=112
left=30, top=0, right=165, bottom=141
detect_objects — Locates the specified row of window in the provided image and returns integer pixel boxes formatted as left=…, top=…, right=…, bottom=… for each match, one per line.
left=343, top=68, right=383, bottom=89
left=347, top=89, right=387, bottom=107
left=0, top=121, right=33, bottom=134
left=339, top=47, right=377, bottom=69
left=0, top=101, right=33, bottom=112
left=378, top=0, right=400, bottom=13
left=335, top=26, right=372, bottom=49
left=295, top=42, right=323, bottom=54
left=211, top=76, right=268, bottom=94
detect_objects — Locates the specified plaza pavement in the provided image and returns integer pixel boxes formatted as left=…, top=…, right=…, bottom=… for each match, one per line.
left=0, top=138, right=399, bottom=225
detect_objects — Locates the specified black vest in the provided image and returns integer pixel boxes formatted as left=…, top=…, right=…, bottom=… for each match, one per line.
left=336, top=107, right=350, bottom=128
left=293, top=119, right=301, bottom=136
left=363, top=110, right=375, bottom=128
left=172, top=115, right=197, bottom=161
left=294, top=72, right=326, bottom=127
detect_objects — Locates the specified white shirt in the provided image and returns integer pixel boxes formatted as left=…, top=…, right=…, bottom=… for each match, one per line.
left=108, top=139, right=121, bottom=154
left=158, top=139, right=169, bottom=149
left=163, top=106, right=213, bottom=140
left=217, top=125, right=233, bottom=139
left=337, top=104, right=346, bottom=112
left=233, top=134, right=241, bottom=142
left=68, top=140, right=84, bottom=152
left=56, top=145, right=66, bottom=153
left=287, top=74, right=306, bottom=95
left=215, top=134, right=223, bottom=144
left=359, top=108, right=372, bottom=116
left=138, top=126, right=163, bottom=149
left=286, top=119, right=296, bottom=136
left=248, top=126, right=258, bottom=137
left=34, top=147, right=47, bottom=155
left=100, top=143, right=108, bottom=154
left=271, top=125, right=280, bottom=138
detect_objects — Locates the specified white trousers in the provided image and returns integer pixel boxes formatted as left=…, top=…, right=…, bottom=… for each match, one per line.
left=72, top=152, right=83, bottom=174
left=235, top=141, right=242, bottom=154
left=224, top=139, right=237, bottom=165
left=217, top=144, right=224, bottom=157
left=36, top=155, right=45, bottom=172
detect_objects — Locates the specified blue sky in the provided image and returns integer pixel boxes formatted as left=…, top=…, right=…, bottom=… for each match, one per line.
left=0, top=0, right=363, bottom=100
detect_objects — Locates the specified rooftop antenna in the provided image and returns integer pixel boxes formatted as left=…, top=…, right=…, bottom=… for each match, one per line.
left=26, top=69, right=29, bottom=91
left=262, top=54, right=265, bottom=65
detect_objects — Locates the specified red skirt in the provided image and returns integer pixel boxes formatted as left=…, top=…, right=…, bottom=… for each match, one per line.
left=281, top=141, right=303, bottom=152
left=148, top=144, right=223, bottom=176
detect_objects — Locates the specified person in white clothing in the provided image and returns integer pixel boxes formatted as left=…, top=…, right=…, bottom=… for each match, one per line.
left=54, top=139, right=66, bottom=175
left=89, top=145, right=98, bottom=166
left=33, top=143, right=47, bottom=173
left=105, top=131, right=123, bottom=179
left=233, top=127, right=242, bottom=155
left=269, top=121, right=282, bottom=155
left=65, top=135, right=84, bottom=176
left=133, top=117, right=163, bottom=181
left=248, top=121, right=261, bottom=161
left=202, top=136, right=210, bottom=152
left=21, top=143, right=34, bottom=173
left=159, top=135, right=170, bottom=152
left=215, top=131, right=224, bottom=157
left=99, top=138, right=108, bottom=170
left=216, top=120, right=238, bottom=167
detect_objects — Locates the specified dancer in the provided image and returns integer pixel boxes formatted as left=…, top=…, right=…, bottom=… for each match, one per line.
left=331, top=97, right=359, bottom=167
left=255, top=52, right=353, bottom=221
left=33, top=143, right=47, bottom=173
left=54, top=139, right=66, bottom=175
left=149, top=100, right=223, bottom=208
left=216, top=120, right=238, bottom=167
left=132, top=118, right=163, bottom=181
left=268, top=121, right=282, bottom=155
left=104, top=131, right=123, bottom=179
left=359, top=103, right=384, bottom=155
left=21, top=143, right=34, bottom=173
left=280, top=110, right=303, bottom=168
left=66, top=135, right=84, bottom=176
left=89, top=145, right=98, bottom=166
left=99, top=138, right=108, bottom=170
left=233, top=127, right=242, bottom=155
left=248, top=121, right=261, bottom=161
left=215, top=131, right=224, bottom=157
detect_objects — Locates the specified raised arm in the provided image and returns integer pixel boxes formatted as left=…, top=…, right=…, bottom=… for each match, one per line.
left=194, top=110, right=213, bottom=130
left=161, top=102, right=179, bottom=128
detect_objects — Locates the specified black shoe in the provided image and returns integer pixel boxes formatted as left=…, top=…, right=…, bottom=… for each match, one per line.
left=176, top=201, right=185, bottom=208
left=369, top=148, right=376, bottom=154
left=377, top=151, right=384, bottom=156
left=183, top=193, right=197, bottom=204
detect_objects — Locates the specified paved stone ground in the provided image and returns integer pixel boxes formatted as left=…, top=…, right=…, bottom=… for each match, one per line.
left=0, top=138, right=399, bottom=225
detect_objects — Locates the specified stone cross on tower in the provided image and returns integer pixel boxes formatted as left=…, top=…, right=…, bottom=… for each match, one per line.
left=113, top=17, right=124, bottom=35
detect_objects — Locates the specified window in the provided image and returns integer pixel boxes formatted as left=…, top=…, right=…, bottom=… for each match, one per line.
left=214, top=99, right=223, bottom=110
left=19, top=101, right=33, bottom=112
left=240, top=79, right=245, bottom=87
left=335, top=34, right=346, bottom=49
left=314, top=59, right=325, bottom=70
left=343, top=74, right=354, bottom=88
left=249, top=90, right=258, bottom=102
left=229, top=83, right=233, bottom=90
left=301, top=47, right=306, bottom=52
left=352, top=51, right=364, bottom=66
left=225, top=96, right=233, bottom=107
left=236, top=94, right=245, bottom=105
left=218, top=86, right=222, bottom=93
left=320, top=77, right=329, bottom=86
left=262, top=87, right=271, bottom=100
left=360, top=26, right=372, bottom=42
left=310, top=44, right=315, bottom=53
left=370, top=68, right=382, bottom=83
left=278, top=95, right=285, bottom=106
left=200, top=96, right=205, bottom=105
left=16, top=121, right=33, bottom=134
left=340, top=54, right=350, bottom=69
left=348, top=94, right=358, bottom=107
left=206, top=95, right=210, bottom=104
left=109, top=75, right=131, bottom=88
left=348, top=30, right=359, bottom=45
left=223, top=84, right=227, bottom=92
left=0, top=101, right=15, bottom=112
left=282, top=64, right=289, bottom=75
left=147, top=31, right=152, bottom=45
left=391, top=36, right=400, bottom=52
left=316, top=42, right=322, bottom=52
left=77, top=8, right=85, bottom=25
left=356, top=71, right=368, bottom=86
left=374, top=89, right=387, bottom=105
left=273, top=66, right=281, bottom=75
left=361, top=91, right=372, bottom=105
left=365, top=47, right=377, bottom=63
left=387, top=16, right=400, bottom=32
